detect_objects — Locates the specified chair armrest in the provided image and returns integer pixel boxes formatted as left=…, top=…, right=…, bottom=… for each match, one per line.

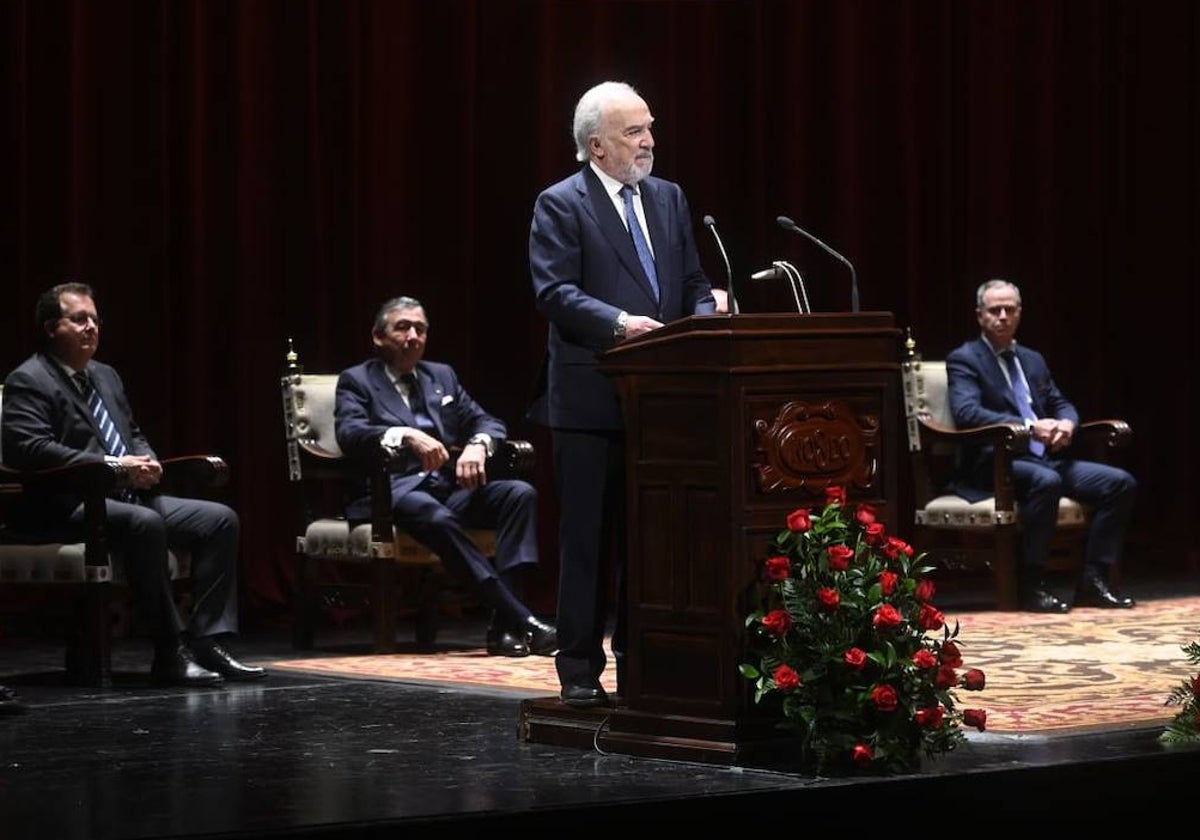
left=160, top=455, right=230, bottom=492
left=1077, top=419, right=1133, bottom=452
left=915, top=414, right=1032, bottom=450
left=381, top=439, right=536, bottom=481
left=0, top=461, right=126, bottom=566
left=0, top=459, right=127, bottom=496
left=914, top=415, right=1029, bottom=514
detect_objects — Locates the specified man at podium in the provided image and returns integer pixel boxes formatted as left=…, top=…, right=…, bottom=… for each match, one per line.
left=527, top=80, right=716, bottom=708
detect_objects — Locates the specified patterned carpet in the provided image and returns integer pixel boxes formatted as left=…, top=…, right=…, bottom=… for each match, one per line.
left=267, top=595, right=1200, bottom=735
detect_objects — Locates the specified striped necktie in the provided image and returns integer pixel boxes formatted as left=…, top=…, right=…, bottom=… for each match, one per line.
left=620, top=184, right=660, bottom=302
left=999, top=351, right=1045, bottom=457
left=74, top=372, right=129, bottom=458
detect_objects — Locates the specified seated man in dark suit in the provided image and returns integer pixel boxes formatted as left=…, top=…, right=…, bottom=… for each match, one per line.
left=946, top=278, right=1137, bottom=613
left=334, top=295, right=557, bottom=657
left=2, top=281, right=265, bottom=685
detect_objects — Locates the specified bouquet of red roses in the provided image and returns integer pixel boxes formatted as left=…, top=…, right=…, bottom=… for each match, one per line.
left=741, top=486, right=986, bottom=774
left=1160, top=640, right=1200, bottom=745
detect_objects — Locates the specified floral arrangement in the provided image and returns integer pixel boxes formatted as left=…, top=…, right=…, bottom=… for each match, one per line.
left=1159, top=639, right=1200, bottom=745
left=740, top=486, right=987, bottom=774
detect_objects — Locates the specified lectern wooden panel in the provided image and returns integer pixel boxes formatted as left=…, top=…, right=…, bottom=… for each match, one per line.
left=518, top=312, right=903, bottom=765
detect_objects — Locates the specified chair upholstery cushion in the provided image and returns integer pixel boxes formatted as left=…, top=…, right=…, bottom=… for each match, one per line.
left=0, top=544, right=189, bottom=583
left=916, top=495, right=1090, bottom=528
left=290, top=375, right=343, bottom=455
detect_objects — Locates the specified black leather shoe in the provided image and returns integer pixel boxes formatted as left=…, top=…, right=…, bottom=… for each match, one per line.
left=561, top=683, right=611, bottom=708
left=191, top=640, right=267, bottom=681
left=1075, top=575, right=1136, bottom=609
left=1019, top=588, right=1071, bottom=613
left=486, top=628, right=530, bottom=657
left=0, top=684, right=27, bottom=716
left=525, top=616, right=559, bottom=656
left=152, top=643, right=224, bottom=687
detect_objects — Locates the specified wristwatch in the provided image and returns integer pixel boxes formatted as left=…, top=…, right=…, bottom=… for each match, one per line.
left=467, top=433, right=495, bottom=456
left=614, top=310, right=629, bottom=340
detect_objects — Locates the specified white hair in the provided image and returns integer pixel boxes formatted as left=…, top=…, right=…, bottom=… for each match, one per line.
left=572, top=81, right=641, bottom=162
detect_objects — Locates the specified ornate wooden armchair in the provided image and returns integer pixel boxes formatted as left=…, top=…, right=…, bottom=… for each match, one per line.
left=0, top=384, right=228, bottom=685
left=280, top=343, right=534, bottom=653
left=900, top=333, right=1132, bottom=609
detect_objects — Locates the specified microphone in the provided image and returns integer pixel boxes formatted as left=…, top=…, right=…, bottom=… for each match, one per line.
left=751, top=261, right=808, bottom=313
left=776, top=216, right=859, bottom=312
left=702, top=215, right=738, bottom=314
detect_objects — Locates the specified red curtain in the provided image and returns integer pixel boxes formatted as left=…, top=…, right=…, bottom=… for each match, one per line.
left=3, top=0, right=1197, bottom=619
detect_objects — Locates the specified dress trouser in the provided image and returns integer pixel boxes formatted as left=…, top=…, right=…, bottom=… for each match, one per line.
left=70, top=494, right=240, bottom=649
left=550, top=428, right=626, bottom=689
left=1008, top=456, right=1137, bottom=579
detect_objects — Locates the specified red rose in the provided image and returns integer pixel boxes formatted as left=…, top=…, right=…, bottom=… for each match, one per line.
left=963, top=708, right=987, bottom=731
left=915, top=706, right=945, bottom=728
left=786, top=508, right=812, bottom=532
left=827, top=545, right=854, bottom=571
left=882, top=536, right=911, bottom=560
left=773, top=664, right=801, bottom=691
left=851, top=744, right=874, bottom=767
left=911, top=649, right=937, bottom=669
left=872, top=604, right=903, bottom=629
left=855, top=503, right=877, bottom=525
left=817, top=587, right=840, bottom=612
left=864, top=522, right=887, bottom=546
left=879, top=570, right=898, bottom=595
left=764, top=555, right=791, bottom=582
left=962, top=668, right=986, bottom=691
left=917, top=604, right=945, bottom=631
left=761, top=608, right=792, bottom=636
left=871, top=684, right=898, bottom=712
left=844, top=647, right=867, bottom=670
left=935, top=665, right=958, bottom=688
left=914, top=579, right=936, bottom=602
left=939, top=640, right=963, bottom=667
left=824, top=486, right=847, bottom=507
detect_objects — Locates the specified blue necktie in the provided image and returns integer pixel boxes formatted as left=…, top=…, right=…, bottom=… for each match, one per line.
left=1000, top=351, right=1045, bottom=457
left=74, top=372, right=128, bottom=458
left=620, top=185, right=660, bottom=302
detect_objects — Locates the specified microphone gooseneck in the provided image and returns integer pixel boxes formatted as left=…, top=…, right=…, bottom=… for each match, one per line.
left=703, top=215, right=737, bottom=314
left=776, top=216, right=859, bottom=312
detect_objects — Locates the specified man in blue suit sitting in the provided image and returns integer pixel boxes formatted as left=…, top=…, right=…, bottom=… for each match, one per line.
left=334, top=296, right=556, bottom=657
left=946, top=278, right=1137, bottom=613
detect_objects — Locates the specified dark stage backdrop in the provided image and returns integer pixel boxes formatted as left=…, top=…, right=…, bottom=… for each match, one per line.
left=2, top=0, right=1197, bottom=622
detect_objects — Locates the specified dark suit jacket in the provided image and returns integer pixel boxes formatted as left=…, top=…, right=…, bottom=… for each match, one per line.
left=527, top=165, right=716, bottom=430
left=334, top=358, right=507, bottom=520
left=2, top=352, right=155, bottom=522
left=945, top=336, right=1080, bottom=500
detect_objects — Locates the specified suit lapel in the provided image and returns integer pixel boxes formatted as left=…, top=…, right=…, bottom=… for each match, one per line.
left=412, top=366, right=447, bottom=441
left=37, top=354, right=104, bottom=442
left=639, top=180, right=673, bottom=311
left=367, top=360, right=416, bottom=426
left=976, top=339, right=1020, bottom=414
left=579, top=168, right=660, bottom=307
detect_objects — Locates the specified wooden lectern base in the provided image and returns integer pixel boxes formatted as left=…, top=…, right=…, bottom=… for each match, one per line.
left=517, top=697, right=803, bottom=768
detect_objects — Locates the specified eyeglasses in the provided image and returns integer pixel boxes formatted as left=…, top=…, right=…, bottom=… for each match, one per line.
left=390, top=319, right=428, bottom=336
left=60, top=312, right=102, bottom=327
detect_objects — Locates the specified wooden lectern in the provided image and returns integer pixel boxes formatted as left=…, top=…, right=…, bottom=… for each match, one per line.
left=518, top=312, right=904, bottom=766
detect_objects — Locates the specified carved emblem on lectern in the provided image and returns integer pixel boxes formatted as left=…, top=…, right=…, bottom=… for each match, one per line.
left=753, top=400, right=879, bottom=493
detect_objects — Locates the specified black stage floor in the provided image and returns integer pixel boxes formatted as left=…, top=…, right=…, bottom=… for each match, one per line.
left=3, top=580, right=1200, bottom=837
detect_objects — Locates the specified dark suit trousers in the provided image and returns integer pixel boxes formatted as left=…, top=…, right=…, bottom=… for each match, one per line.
left=1004, top=456, right=1137, bottom=576
left=390, top=478, right=538, bottom=625
left=551, top=428, right=626, bottom=688
left=69, top=494, right=240, bottom=647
